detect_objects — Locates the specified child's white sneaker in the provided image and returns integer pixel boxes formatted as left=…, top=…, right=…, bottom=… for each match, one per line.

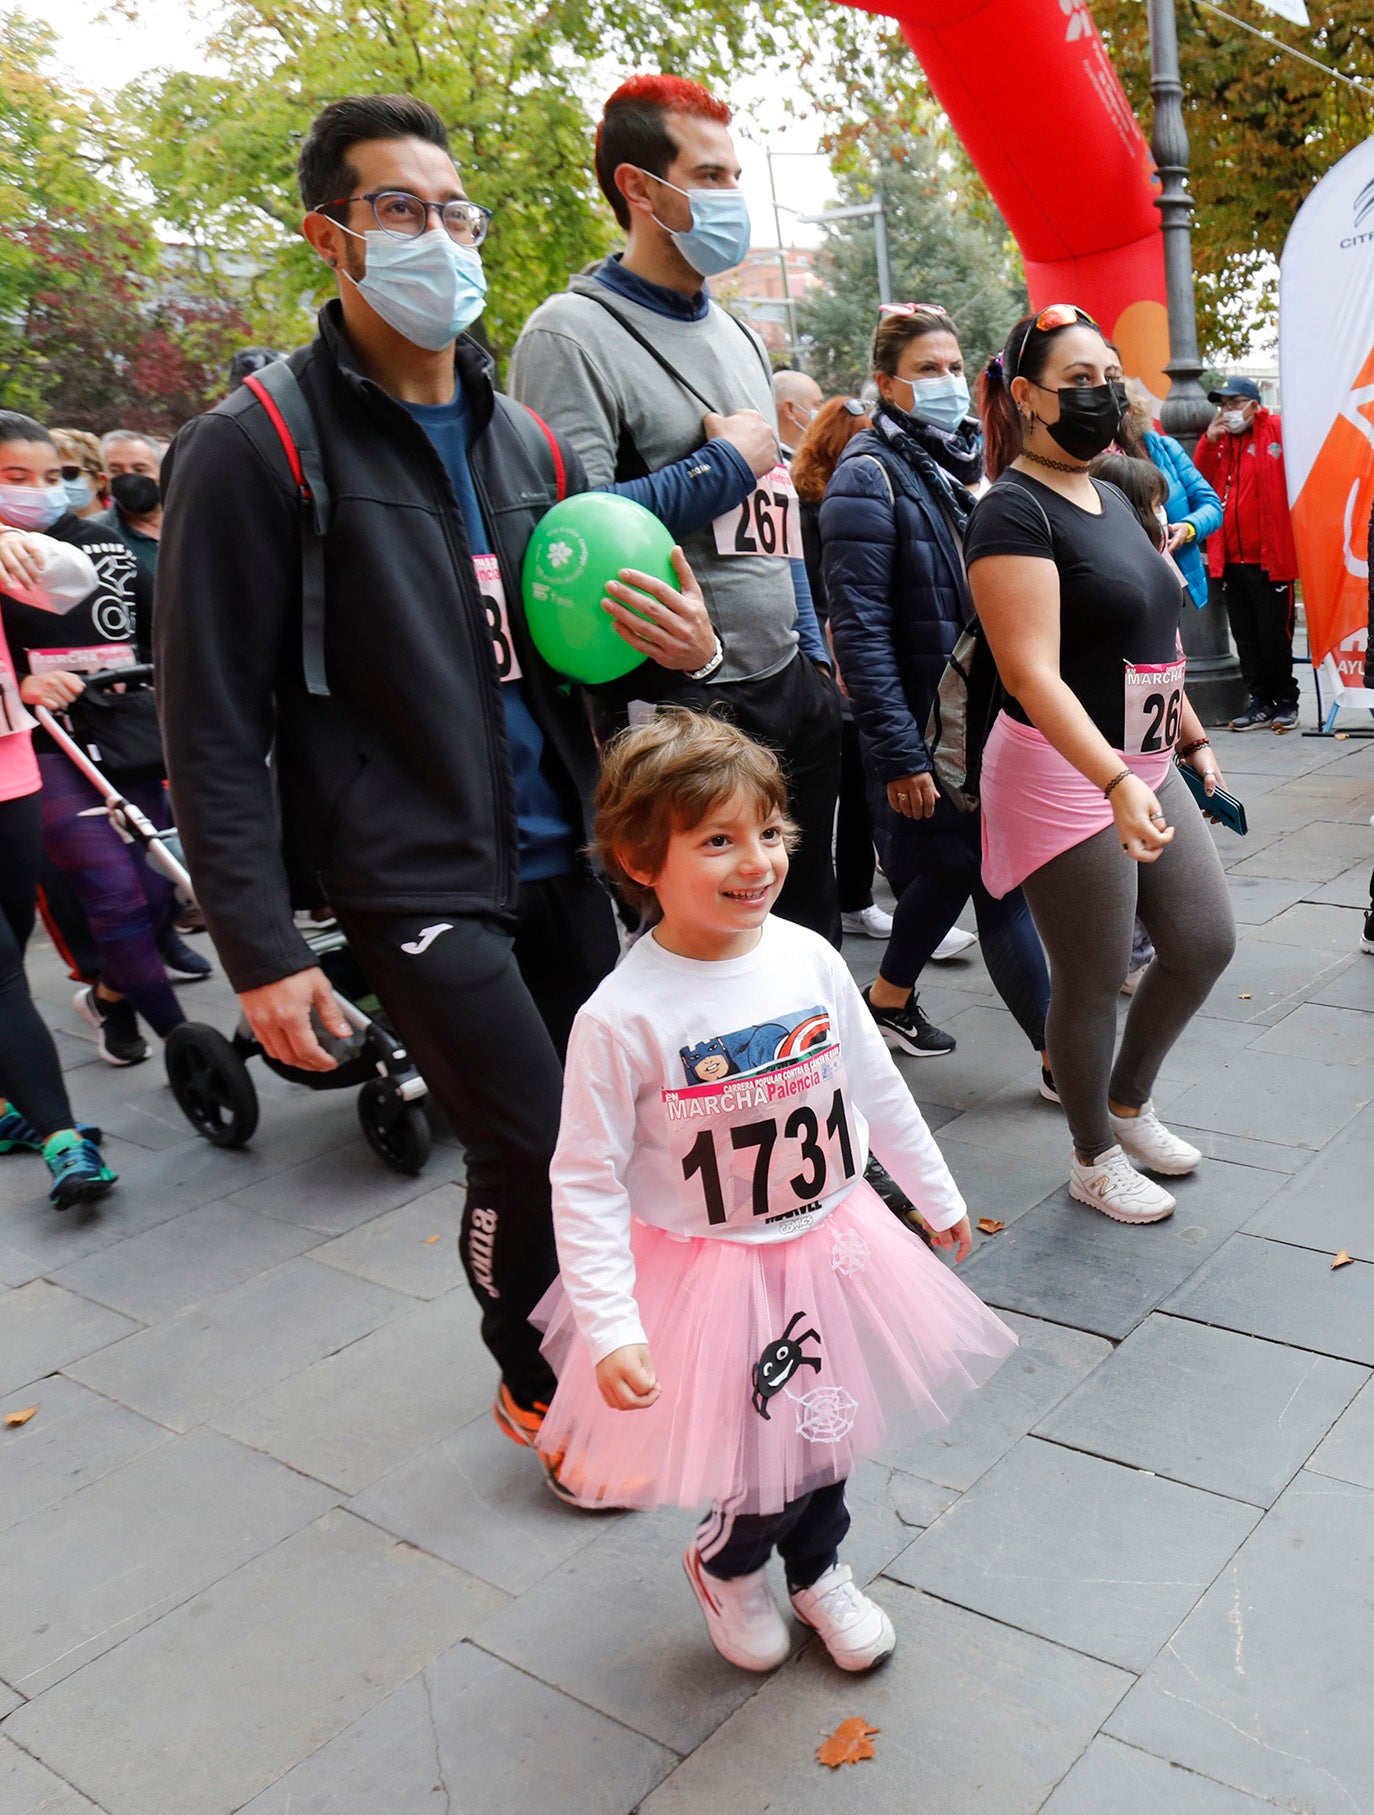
left=1108, top=1100, right=1201, bottom=1175
left=789, top=1564, right=896, bottom=1672
left=683, top=1544, right=791, bottom=1672
left=1069, top=1143, right=1176, bottom=1223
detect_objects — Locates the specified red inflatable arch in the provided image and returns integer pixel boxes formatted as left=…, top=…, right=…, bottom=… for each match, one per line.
left=843, top=0, right=1171, bottom=393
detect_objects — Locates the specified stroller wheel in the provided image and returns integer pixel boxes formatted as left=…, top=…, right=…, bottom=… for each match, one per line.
left=166, top=1023, right=260, bottom=1148
left=357, top=1078, right=431, bottom=1175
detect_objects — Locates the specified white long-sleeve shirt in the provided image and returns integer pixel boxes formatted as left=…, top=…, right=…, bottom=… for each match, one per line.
left=550, top=916, right=967, bottom=1364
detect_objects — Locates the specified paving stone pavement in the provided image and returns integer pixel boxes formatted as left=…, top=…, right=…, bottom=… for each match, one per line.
left=3, top=697, right=1374, bottom=1812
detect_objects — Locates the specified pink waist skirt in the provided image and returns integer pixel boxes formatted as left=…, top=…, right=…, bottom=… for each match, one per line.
left=532, top=1181, right=1017, bottom=1516
left=980, top=712, right=1172, bottom=901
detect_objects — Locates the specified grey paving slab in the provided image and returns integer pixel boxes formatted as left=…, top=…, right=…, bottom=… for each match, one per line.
left=1246, top=899, right=1366, bottom=953
left=347, top=1408, right=622, bottom=1595
left=237, top=1641, right=673, bottom=1815
left=67, top=1258, right=412, bottom=1431
left=215, top=1290, right=490, bottom=1495
left=958, top=1159, right=1283, bottom=1341
left=1164, top=1049, right=1374, bottom=1151
left=471, top=1502, right=779, bottom=1753
left=1164, top=1233, right=1374, bottom=1364
left=641, top=1585, right=1132, bottom=1815
left=1035, top=1313, right=1367, bottom=1507
left=0, top=1736, right=101, bottom=1813
left=1158, top=1124, right=1308, bottom=1175
left=1248, top=1000, right=1374, bottom=1064
left=2, top=1509, right=506, bottom=1815
left=1263, top=770, right=1374, bottom=824
left=935, top=1078, right=1082, bottom=1169
left=227, top=1141, right=465, bottom=1236
left=0, top=1282, right=137, bottom=1397
left=938, top=1131, right=1067, bottom=1229
left=1244, top=1136, right=1374, bottom=1259
left=890, top=1438, right=1259, bottom=1671
left=1219, top=876, right=1311, bottom=924
left=1230, top=817, right=1374, bottom=883
left=0, top=1375, right=170, bottom=1533
left=1146, top=1014, right=1265, bottom=1106
left=1195, top=937, right=1349, bottom=1023
left=0, top=1428, right=335, bottom=1697
left=883, top=1310, right=1110, bottom=1492
left=1308, top=1377, right=1374, bottom=1489
left=1306, top=859, right=1374, bottom=908
left=892, top=1005, right=1046, bottom=1113
left=1305, top=953, right=1374, bottom=1010
left=1041, top=1735, right=1284, bottom=1814
left=0, top=1680, right=18, bottom=1720
left=306, top=1182, right=466, bottom=1298
left=49, top=1199, right=316, bottom=1322
left=1107, top=1473, right=1374, bottom=1815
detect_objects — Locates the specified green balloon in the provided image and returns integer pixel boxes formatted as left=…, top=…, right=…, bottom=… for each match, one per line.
left=522, top=492, right=677, bottom=684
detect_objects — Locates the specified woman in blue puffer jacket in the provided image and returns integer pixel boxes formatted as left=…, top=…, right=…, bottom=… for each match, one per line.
left=821, top=305, right=1051, bottom=1084
left=1122, top=382, right=1221, bottom=610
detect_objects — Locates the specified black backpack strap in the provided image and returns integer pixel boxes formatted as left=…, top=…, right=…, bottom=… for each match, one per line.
left=492, top=394, right=568, bottom=501
left=575, top=290, right=721, bottom=415
left=242, top=361, right=332, bottom=698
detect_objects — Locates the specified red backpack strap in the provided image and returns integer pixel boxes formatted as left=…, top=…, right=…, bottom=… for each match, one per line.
left=493, top=394, right=567, bottom=502
left=519, top=405, right=567, bottom=502
left=243, top=364, right=332, bottom=698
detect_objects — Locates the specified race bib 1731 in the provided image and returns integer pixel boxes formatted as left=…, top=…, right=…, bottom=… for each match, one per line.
left=474, top=554, right=522, bottom=682
left=1122, top=657, right=1186, bottom=756
left=711, top=464, right=798, bottom=559
left=663, top=1008, right=857, bottom=1233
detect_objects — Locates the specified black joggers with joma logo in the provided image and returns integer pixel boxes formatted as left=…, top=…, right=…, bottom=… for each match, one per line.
left=337, top=865, right=618, bottom=1409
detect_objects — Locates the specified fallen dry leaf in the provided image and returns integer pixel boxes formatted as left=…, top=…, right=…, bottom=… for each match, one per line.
left=977, top=1218, right=1006, bottom=1235
left=1238, top=993, right=1252, bottom=1000
left=1332, top=1250, right=1354, bottom=1270
left=423, top=1234, right=441, bottom=1245
left=1336, top=732, right=1349, bottom=741
left=817, top=1717, right=880, bottom=1769
left=4, top=1406, right=37, bottom=1428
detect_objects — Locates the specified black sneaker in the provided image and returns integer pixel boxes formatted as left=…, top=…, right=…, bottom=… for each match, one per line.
left=1362, top=908, right=1374, bottom=955
left=862, top=986, right=955, bottom=1056
left=159, top=932, right=212, bottom=982
left=1228, top=700, right=1274, bottom=732
left=73, top=987, right=150, bottom=1066
left=1271, top=704, right=1299, bottom=731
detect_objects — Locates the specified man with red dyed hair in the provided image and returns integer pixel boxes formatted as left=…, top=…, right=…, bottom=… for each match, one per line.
left=511, top=75, right=842, bottom=943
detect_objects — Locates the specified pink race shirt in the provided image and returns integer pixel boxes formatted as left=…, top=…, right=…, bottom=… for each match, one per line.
left=0, top=620, right=39, bottom=801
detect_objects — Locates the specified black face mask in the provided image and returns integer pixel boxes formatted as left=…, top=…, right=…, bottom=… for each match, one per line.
left=1035, top=379, right=1128, bottom=462
left=110, top=473, right=160, bottom=516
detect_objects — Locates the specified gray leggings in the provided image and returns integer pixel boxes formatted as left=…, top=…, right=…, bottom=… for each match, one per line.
left=1019, top=768, right=1236, bottom=1160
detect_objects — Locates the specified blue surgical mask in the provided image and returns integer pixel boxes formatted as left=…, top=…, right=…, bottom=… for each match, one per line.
left=340, top=225, right=487, bottom=351
left=0, top=482, right=67, bottom=532
left=63, top=474, right=93, bottom=512
left=642, top=171, right=751, bottom=278
left=897, top=373, right=971, bottom=434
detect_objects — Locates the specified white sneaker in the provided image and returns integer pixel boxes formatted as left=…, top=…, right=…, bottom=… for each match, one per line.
left=1109, top=1100, right=1201, bottom=1176
left=841, top=905, right=893, bottom=940
left=932, top=927, right=978, bottom=961
left=683, top=1545, right=790, bottom=1672
left=1121, top=960, right=1150, bottom=996
left=790, top=1564, right=896, bottom=1672
left=1069, top=1144, right=1176, bottom=1223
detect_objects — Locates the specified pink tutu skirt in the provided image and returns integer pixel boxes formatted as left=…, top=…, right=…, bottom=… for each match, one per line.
left=533, top=1181, right=1017, bottom=1516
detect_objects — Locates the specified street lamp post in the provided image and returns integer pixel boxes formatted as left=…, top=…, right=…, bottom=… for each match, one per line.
left=1148, top=0, right=1247, bottom=723
left=795, top=196, right=893, bottom=307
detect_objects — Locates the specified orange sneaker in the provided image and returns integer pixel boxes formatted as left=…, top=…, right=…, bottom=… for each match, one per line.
left=492, top=1383, right=547, bottom=1448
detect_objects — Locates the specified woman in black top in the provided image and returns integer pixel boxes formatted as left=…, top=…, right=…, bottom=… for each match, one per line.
left=965, top=307, right=1235, bottom=1225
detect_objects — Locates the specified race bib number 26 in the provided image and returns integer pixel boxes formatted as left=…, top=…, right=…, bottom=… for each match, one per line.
left=1123, top=658, right=1185, bottom=755
left=712, top=464, right=798, bottom=559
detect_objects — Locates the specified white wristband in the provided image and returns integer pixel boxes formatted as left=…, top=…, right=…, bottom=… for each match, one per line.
left=686, top=634, right=724, bottom=682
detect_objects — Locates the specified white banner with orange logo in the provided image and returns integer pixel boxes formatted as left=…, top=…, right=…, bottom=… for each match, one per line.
left=1279, top=135, right=1374, bottom=713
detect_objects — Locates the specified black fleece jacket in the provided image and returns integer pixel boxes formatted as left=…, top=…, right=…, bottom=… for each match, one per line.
left=155, top=302, right=596, bottom=994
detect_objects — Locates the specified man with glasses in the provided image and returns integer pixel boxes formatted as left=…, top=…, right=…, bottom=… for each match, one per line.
left=157, top=94, right=700, bottom=1498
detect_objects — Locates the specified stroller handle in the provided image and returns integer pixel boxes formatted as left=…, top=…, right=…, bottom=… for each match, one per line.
left=84, top=663, right=155, bottom=692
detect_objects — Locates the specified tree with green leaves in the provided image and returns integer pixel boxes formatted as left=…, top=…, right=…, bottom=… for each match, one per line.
left=1060, top=2, right=1373, bottom=359
left=796, top=117, right=1027, bottom=395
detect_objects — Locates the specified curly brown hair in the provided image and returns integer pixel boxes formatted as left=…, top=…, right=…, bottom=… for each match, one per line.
left=790, top=398, right=873, bottom=506
left=591, top=707, right=798, bottom=918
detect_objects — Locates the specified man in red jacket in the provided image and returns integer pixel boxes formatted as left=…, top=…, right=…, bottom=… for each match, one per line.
left=1197, top=376, right=1301, bottom=731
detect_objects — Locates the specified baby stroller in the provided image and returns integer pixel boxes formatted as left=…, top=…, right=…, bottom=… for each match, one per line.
left=34, top=667, right=433, bottom=1175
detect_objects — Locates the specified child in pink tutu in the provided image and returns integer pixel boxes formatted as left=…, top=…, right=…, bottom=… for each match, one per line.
left=534, top=709, right=1016, bottom=1674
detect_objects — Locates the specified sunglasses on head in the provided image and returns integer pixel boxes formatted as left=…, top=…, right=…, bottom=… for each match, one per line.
left=878, top=302, right=949, bottom=319
left=841, top=398, right=869, bottom=417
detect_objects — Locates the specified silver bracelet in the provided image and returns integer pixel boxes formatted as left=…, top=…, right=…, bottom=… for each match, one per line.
left=686, top=635, right=724, bottom=682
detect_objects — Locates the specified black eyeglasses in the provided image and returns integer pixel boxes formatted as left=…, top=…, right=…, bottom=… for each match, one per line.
left=324, top=190, right=492, bottom=246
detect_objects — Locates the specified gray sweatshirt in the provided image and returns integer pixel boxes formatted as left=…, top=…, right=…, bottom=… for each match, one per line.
left=509, top=275, right=800, bottom=685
